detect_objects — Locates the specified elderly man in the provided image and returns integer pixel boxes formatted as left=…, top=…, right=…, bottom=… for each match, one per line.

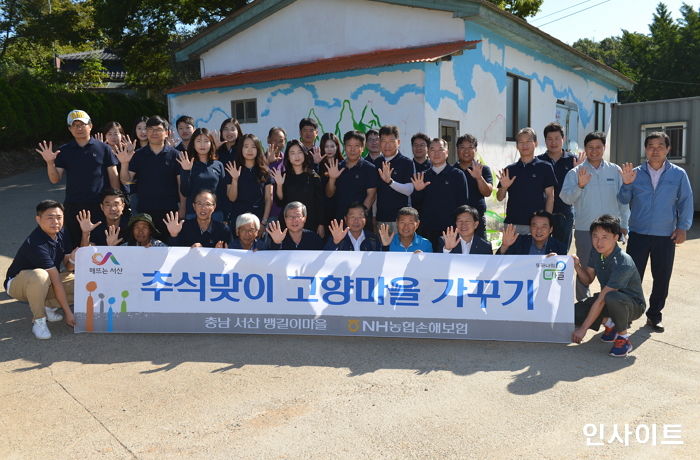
left=497, top=211, right=567, bottom=255
left=325, top=203, right=382, bottom=251
left=5, top=201, right=79, bottom=339
left=265, top=201, right=324, bottom=250
left=617, top=132, right=693, bottom=333
left=378, top=207, right=432, bottom=253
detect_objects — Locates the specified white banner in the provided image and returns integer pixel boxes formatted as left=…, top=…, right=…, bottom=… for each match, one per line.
left=74, top=247, right=574, bottom=342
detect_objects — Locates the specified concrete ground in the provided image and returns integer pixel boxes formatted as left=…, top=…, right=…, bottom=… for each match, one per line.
left=0, top=169, right=698, bottom=459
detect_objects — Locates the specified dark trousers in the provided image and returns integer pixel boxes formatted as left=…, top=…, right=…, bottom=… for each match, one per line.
left=575, top=291, right=645, bottom=332
left=64, top=202, right=101, bottom=247
left=553, top=211, right=574, bottom=253
left=626, top=232, right=676, bottom=323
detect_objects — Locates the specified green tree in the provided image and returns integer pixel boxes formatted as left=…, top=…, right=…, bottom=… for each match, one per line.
left=489, top=0, right=544, bottom=18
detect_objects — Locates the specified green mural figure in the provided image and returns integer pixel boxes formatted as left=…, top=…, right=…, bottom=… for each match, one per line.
left=307, top=101, right=383, bottom=158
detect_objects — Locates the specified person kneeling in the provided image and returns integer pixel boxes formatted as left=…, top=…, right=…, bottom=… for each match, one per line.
left=107, top=213, right=166, bottom=247
left=498, top=210, right=567, bottom=255
left=325, top=202, right=381, bottom=251
left=4, top=201, right=78, bottom=339
left=378, top=207, right=432, bottom=253
left=571, top=215, right=646, bottom=357
left=163, top=190, right=231, bottom=248
left=438, top=205, right=492, bottom=254
left=265, top=201, right=324, bottom=250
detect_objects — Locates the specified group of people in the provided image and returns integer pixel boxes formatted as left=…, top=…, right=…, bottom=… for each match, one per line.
left=4, top=110, right=694, bottom=357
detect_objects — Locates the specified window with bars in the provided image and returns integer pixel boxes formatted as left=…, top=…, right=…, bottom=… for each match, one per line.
left=640, top=122, right=686, bottom=163
left=231, top=98, right=258, bottom=123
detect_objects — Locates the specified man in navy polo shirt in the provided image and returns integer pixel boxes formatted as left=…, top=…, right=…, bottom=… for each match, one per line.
left=76, top=189, right=130, bottom=247
left=410, top=132, right=431, bottom=173
left=36, top=109, right=120, bottom=245
left=375, top=125, right=415, bottom=233
left=537, top=122, right=580, bottom=251
left=497, top=127, right=556, bottom=235
left=5, top=201, right=79, bottom=339
left=325, top=130, right=377, bottom=221
left=411, top=138, right=469, bottom=251
left=174, top=115, right=195, bottom=152
left=116, top=115, right=183, bottom=237
left=454, top=134, right=493, bottom=240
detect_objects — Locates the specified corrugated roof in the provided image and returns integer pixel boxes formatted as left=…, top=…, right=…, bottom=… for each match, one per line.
left=169, top=40, right=478, bottom=94
left=57, top=49, right=121, bottom=61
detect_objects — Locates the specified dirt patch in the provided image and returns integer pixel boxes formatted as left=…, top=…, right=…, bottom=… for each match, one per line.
left=0, top=149, right=44, bottom=179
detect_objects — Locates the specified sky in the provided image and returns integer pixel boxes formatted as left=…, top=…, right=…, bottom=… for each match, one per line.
left=528, top=0, right=693, bottom=44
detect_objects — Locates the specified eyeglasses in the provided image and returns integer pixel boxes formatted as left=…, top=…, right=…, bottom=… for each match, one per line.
left=147, top=127, right=166, bottom=133
left=286, top=214, right=305, bottom=220
left=194, top=202, right=215, bottom=208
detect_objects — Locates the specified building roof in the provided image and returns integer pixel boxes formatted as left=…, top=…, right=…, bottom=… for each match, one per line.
left=174, top=0, right=634, bottom=91
left=168, top=40, right=479, bottom=94
left=57, top=49, right=121, bottom=61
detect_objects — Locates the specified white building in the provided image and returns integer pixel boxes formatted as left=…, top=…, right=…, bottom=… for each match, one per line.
left=169, top=0, right=632, bottom=202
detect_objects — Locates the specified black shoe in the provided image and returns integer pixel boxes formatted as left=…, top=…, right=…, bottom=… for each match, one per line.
left=646, top=319, right=665, bottom=333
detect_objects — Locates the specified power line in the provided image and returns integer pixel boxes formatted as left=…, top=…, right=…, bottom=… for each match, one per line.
left=537, top=0, right=612, bottom=27
left=531, top=0, right=600, bottom=24
left=648, top=78, right=700, bottom=86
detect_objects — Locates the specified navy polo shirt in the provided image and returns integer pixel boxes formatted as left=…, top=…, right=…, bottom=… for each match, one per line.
left=537, top=151, right=576, bottom=215
left=264, top=229, right=324, bottom=250
left=455, top=162, right=493, bottom=218
left=413, top=165, right=469, bottom=233
left=227, top=166, right=274, bottom=220
left=331, top=159, right=378, bottom=221
left=179, top=160, right=227, bottom=215
left=54, top=139, right=118, bottom=204
left=498, top=158, right=556, bottom=225
left=5, top=227, right=73, bottom=289
left=169, top=219, right=232, bottom=248
left=374, top=153, right=415, bottom=221
left=128, top=145, right=181, bottom=211
left=90, top=215, right=130, bottom=246
left=413, top=158, right=431, bottom=173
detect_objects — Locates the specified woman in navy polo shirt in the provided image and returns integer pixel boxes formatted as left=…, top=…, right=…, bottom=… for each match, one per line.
left=177, top=128, right=226, bottom=221
left=225, top=134, right=274, bottom=231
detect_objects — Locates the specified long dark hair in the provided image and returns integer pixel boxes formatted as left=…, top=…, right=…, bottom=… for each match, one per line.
left=236, top=134, right=270, bottom=183
left=218, top=117, right=243, bottom=153
left=186, top=128, right=218, bottom=162
left=283, top=139, right=316, bottom=176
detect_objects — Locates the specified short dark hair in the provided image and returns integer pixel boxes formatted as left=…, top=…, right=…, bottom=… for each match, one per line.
left=366, top=129, right=379, bottom=138
left=644, top=131, right=671, bottom=148
left=146, top=115, right=168, bottom=130
left=345, top=202, right=368, bottom=218
left=102, top=121, right=125, bottom=137
left=543, top=122, right=565, bottom=139
left=176, top=115, right=194, bottom=128
left=411, top=132, right=430, bottom=146
left=379, top=125, right=399, bottom=138
left=299, top=117, right=318, bottom=131
left=36, top=200, right=64, bottom=216
left=584, top=131, right=606, bottom=147
left=530, top=210, right=554, bottom=228
left=396, top=206, right=419, bottom=222
left=456, top=134, right=478, bottom=149
left=100, top=189, right=127, bottom=204
left=454, top=205, right=480, bottom=222
left=430, top=138, right=447, bottom=149
left=343, top=130, right=366, bottom=145
left=590, top=214, right=622, bottom=238
left=515, top=127, right=537, bottom=143
left=195, top=189, right=217, bottom=204
left=268, top=126, right=286, bottom=140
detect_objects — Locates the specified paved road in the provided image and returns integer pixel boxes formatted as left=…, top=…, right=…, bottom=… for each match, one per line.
left=1, top=168, right=698, bottom=459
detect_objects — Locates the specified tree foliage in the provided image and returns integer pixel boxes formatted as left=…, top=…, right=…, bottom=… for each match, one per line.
left=573, top=2, right=700, bottom=102
left=489, top=0, right=544, bottom=19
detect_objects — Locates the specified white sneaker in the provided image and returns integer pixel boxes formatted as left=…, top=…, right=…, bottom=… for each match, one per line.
left=32, top=317, right=52, bottom=340
left=44, top=306, right=64, bottom=322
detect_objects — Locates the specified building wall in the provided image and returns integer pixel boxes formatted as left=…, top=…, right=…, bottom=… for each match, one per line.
left=168, top=64, right=427, bottom=147
left=200, top=0, right=464, bottom=77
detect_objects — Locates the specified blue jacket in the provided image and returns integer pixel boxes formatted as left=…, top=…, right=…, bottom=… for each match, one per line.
left=324, top=231, right=382, bottom=251
left=498, top=235, right=567, bottom=255
left=617, top=161, right=693, bottom=236
left=437, top=236, right=493, bottom=254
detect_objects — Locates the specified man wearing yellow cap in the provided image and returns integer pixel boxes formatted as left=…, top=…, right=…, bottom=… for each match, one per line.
left=36, top=110, right=121, bottom=244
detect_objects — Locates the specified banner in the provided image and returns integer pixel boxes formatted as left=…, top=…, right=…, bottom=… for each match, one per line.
left=74, top=247, right=574, bottom=342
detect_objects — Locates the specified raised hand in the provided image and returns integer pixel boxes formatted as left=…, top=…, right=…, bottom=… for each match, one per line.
left=266, top=143, right=282, bottom=164
left=165, top=129, right=178, bottom=147
left=214, top=240, right=228, bottom=249
left=176, top=151, right=194, bottom=171
left=114, top=141, right=135, bottom=164
left=105, top=225, right=123, bottom=246
left=411, top=172, right=431, bottom=191
left=497, top=168, right=516, bottom=189
left=210, top=129, right=224, bottom=150
left=311, top=146, right=323, bottom=164
left=620, top=162, right=637, bottom=184
left=378, top=223, right=395, bottom=247
left=225, top=161, right=242, bottom=181
left=266, top=220, right=288, bottom=244
left=328, top=219, right=349, bottom=244
left=93, top=132, right=105, bottom=143
left=36, top=141, right=60, bottom=163
left=378, top=161, right=394, bottom=184
left=270, top=167, right=286, bottom=187
left=577, top=167, right=592, bottom=188
left=123, top=135, right=137, bottom=152
left=326, top=158, right=345, bottom=180
left=500, top=224, right=519, bottom=250
left=573, top=151, right=586, bottom=167
left=77, top=210, right=101, bottom=234
left=466, top=160, right=484, bottom=179
left=442, top=226, right=460, bottom=251
left=163, top=211, right=184, bottom=237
